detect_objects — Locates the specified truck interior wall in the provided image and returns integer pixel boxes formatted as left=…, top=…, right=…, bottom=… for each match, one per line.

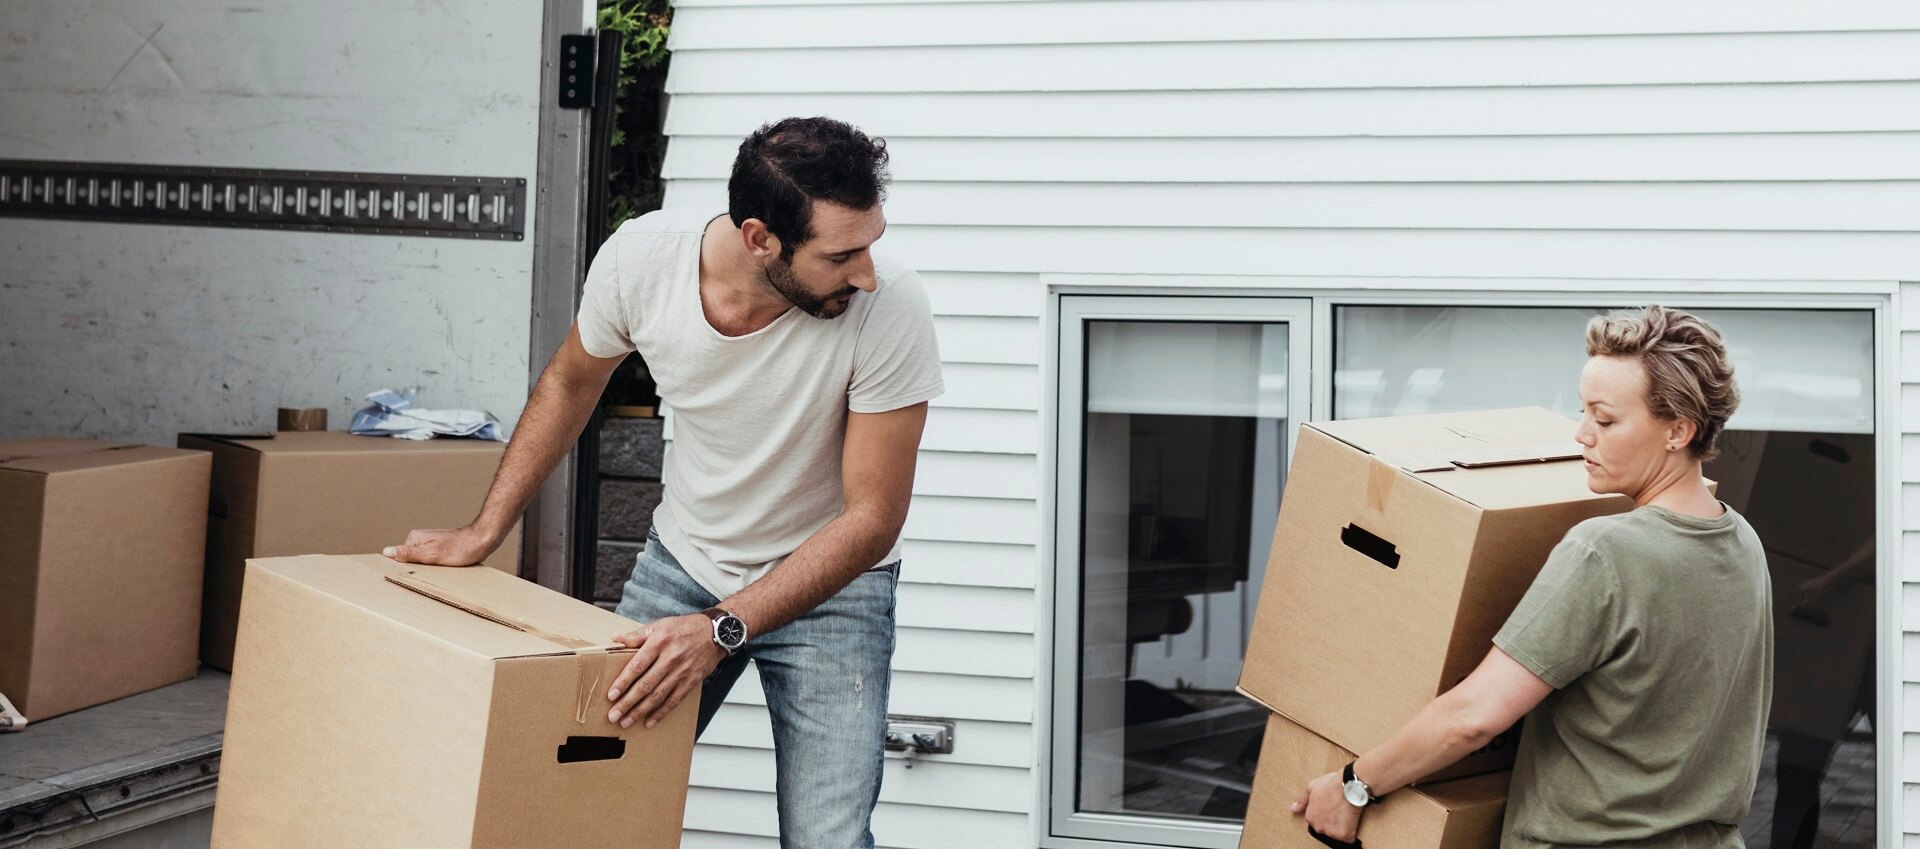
left=0, top=1, right=547, bottom=444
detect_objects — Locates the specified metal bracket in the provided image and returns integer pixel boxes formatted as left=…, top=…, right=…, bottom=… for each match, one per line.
left=884, top=716, right=956, bottom=769
left=558, top=34, right=597, bottom=109
left=0, top=160, right=526, bottom=240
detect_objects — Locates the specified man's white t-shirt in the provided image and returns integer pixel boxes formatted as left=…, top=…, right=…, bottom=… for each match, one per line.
left=574, top=208, right=945, bottom=598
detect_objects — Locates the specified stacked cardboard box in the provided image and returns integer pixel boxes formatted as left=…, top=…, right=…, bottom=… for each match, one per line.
left=177, top=431, right=517, bottom=670
left=0, top=438, right=211, bottom=725
left=1241, top=715, right=1509, bottom=849
left=213, top=553, right=695, bottom=848
left=1236, top=408, right=1633, bottom=849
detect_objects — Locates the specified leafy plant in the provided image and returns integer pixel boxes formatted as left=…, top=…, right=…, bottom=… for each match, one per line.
left=597, top=0, right=673, bottom=235
left=596, top=0, right=672, bottom=411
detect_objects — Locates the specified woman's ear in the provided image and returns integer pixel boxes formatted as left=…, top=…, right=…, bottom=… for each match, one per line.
left=1667, top=416, right=1698, bottom=452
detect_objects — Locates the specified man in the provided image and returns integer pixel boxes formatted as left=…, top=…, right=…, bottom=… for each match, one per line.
left=385, top=116, right=942, bottom=848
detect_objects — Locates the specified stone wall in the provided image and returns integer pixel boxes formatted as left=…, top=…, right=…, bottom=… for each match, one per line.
left=594, top=416, right=663, bottom=607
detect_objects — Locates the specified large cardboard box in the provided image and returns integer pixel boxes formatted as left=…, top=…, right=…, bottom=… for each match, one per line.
left=1241, top=713, right=1508, bottom=849
left=213, top=554, right=694, bottom=849
left=177, top=431, right=518, bottom=670
left=1239, top=408, right=1632, bottom=775
left=0, top=438, right=210, bottom=724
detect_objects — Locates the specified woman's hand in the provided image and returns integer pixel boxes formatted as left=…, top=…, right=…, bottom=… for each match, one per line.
left=1294, top=769, right=1362, bottom=844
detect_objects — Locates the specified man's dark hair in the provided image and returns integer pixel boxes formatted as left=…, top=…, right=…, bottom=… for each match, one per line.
left=729, top=117, right=890, bottom=260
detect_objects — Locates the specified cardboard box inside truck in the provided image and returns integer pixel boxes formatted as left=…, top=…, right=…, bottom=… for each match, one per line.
left=0, top=438, right=210, bottom=724
left=212, top=553, right=694, bottom=849
left=1240, top=712, right=1509, bottom=849
left=177, top=431, right=517, bottom=670
left=1238, top=408, right=1633, bottom=777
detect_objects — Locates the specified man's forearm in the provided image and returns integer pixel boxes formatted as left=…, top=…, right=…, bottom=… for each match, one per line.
left=471, top=363, right=605, bottom=541
left=719, top=507, right=900, bottom=637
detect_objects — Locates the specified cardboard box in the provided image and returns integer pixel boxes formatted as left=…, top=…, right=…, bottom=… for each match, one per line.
left=212, top=554, right=694, bottom=849
left=1241, top=713, right=1508, bottom=849
left=1768, top=552, right=1874, bottom=741
left=177, top=431, right=518, bottom=670
left=0, top=438, right=210, bottom=723
left=1239, top=408, right=1632, bottom=776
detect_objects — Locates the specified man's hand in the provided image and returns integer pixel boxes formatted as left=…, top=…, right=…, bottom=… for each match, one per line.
left=383, top=525, right=500, bottom=567
left=1294, top=769, right=1362, bottom=844
left=605, top=614, right=724, bottom=729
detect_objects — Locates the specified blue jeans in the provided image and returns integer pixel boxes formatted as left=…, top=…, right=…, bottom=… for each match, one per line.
left=614, top=528, right=897, bottom=849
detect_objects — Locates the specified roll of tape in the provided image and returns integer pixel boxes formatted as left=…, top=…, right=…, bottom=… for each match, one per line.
left=277, top=407, right=328, bottom=432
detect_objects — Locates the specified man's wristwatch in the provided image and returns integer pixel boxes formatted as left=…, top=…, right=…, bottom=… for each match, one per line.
left=702, top=608, right=748, bottom=655
left=1341, top=761, right=1384, bottom=808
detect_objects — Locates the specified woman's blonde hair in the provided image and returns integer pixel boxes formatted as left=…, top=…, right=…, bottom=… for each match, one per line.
left=1585, top=306, right=1741, bottom=461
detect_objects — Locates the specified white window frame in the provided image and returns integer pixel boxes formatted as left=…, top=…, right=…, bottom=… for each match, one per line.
left=1048, top=294, right=1315, bottom=848
left=1038, top=278, right=1900, bottom=849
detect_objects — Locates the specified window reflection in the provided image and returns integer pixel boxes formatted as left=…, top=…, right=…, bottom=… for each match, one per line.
left=1077, top=321, right=1289, bottom=822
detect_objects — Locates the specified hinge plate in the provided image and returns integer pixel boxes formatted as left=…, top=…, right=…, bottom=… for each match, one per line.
left=558, top=34, right=596, bottom=109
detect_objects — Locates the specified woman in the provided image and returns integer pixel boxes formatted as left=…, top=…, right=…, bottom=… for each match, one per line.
left=1296, top=306, right=1771, bottom=849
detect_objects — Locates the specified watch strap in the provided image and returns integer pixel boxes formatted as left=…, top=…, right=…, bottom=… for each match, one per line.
left=701, top=607, right=746, bottom=654
left=1344, top=761, right=1385, bottom=804
left=1309, top=825, right=1364, bottom=849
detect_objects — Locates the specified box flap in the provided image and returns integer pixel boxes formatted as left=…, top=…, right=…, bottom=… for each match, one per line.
left=0, top=437, right=138, bottom=464
left=0, top=441, right=203, bottom=476
left=192, top=430, right=505, bottom=456
left=250, top=554, right=628, bottom=660
left=386, top=571, right=599, bottom=652
left=178, top=432, right=276, bottom=444
left=1313, top=407, right=1581, bottom=471
left=1311, top=408, right=1608, bottom=510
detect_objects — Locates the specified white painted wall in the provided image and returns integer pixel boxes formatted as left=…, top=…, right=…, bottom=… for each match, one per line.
left=0, top=1, right=545, bottom=445
left=659, top=3, right=1920, bottom=847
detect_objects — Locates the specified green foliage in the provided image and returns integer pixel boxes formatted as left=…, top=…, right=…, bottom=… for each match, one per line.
left=597, top=0, right=673, bottom=235
left=596, top=0, right=672, bottom=409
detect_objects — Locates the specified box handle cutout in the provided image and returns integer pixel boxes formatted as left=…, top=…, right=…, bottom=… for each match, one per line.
left=1341, top=524, right=1400, bottom=570
left=1310, top=825, right=1363, bottom=849
left=557, top=735, right=625, bottom=764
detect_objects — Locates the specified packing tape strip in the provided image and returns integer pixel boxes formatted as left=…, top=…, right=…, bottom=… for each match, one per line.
left=386, top=572, right=599, bottom=651
left=576, top=648, right=609, bottom=725
left=1365, top=457, right=1398, bottom=513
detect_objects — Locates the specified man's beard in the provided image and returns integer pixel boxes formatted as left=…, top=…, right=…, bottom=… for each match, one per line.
left=765, top=256, right=856, bottom=319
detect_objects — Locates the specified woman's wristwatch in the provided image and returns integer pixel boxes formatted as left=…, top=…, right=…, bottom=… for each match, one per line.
left=1341, top=761, right=1385, bottom=808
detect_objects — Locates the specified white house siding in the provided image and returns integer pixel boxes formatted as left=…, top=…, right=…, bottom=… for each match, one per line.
left=657, top=2, right=1920, bottom=846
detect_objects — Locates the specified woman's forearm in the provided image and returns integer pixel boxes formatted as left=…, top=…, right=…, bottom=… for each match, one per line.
left=1349, top=689, right=1503, bottom=796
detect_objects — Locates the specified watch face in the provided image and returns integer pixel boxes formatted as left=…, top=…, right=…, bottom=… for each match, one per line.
left=1343, top=780, right=1370, bottom=808
left=715, top=615, right=747, bottom=649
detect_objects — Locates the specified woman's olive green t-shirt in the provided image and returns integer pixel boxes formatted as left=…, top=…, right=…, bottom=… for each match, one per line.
left=1493, top=504, right=1773, bottom=849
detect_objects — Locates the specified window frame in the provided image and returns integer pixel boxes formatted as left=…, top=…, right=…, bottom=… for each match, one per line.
left=1038, top=279, right=1899, bottom=849
left=1047, top=294, right=1315, bottom=848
